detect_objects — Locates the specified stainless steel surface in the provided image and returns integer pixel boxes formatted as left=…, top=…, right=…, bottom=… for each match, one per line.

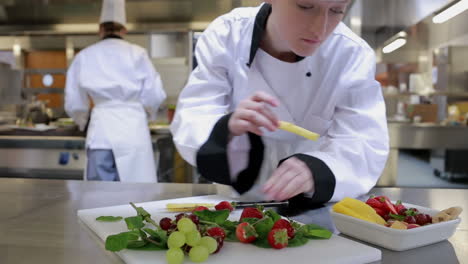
left=0, top=135, right=172, bottom=181
left=0, top=178, right=466, bottom=264
left=360, top=0, right=454, bottom=48
left=388, top=123, right=468, bottom=149
left=0, top=62, right=22, bottom=105
left=0, top=0, right=261, bottom=35
left=378, top=123, right=468, bottom=186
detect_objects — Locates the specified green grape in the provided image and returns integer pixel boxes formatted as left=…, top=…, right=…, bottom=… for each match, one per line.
left=199, top=236, right=217, bottom=254
left=189, top=246, right=209, bottom=263
left=166, top=248, right=184, bottom=264
left=185, top=230, right=201, bottom=246
left=167, top=231, right=186, bottom=249
left=177, top=218, right=196, bottom=233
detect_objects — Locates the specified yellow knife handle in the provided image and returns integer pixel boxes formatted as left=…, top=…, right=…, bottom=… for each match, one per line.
left=278, top=121, right=320, bottom=141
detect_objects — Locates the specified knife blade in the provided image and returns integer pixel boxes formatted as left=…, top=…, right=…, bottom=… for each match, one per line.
left=165, top=201, right=289, bottom=212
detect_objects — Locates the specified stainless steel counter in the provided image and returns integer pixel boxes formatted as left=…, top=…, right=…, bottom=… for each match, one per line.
left=0, top=135, right=173, bottom=180
left=378, top=123, right=468, bottom=186
left=0, top=178, right=466, bottom=264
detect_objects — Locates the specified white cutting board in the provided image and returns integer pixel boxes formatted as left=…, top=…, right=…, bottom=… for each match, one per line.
left=78, top=195, right=381, bottom=264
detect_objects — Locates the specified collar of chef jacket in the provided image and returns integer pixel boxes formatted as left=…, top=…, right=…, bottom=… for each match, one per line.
left=247, top=3, right=304, bottom=68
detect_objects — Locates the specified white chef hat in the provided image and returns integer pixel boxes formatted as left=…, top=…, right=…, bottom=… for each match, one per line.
left=99, top=0, right=127, bottom=26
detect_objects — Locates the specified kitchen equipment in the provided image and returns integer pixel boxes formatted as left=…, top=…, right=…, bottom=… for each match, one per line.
left=78, top=195, right=382, bottom=264
left=331, top=202, right=461, bottom=251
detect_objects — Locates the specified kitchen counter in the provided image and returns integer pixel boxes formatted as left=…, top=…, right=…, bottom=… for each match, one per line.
left=0, top=178, right=466, bottom=264
left=378, top=123, right=468, bottom=186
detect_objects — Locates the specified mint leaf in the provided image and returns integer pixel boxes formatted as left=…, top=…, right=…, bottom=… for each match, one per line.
left=240, top=218, right=259, bottom=225
left=389, top=213, right=405, bottom=221
left=221, top=220, right=238, bottom=242
left=129, top=242, right=166, bottom=251
left=264, top=209, right=281, bottom=222
left=253, top=238, right=271, bottom=248
left=131, top=242, right=167, bottom=251
left=130, top=202, right=151, bottom=218
left=143, top=228, right=168, bottom=245
left=125, top=216, right=144, bottom=230
left=127, top=240, right=147, bottom=249
left=225, top=230, right=239, bottom=242
left=288, top=233, right=309, bottom=247
left=298, top=224, right=332, bottom=239
left=254, top=217, right=274, bottom=239
left=105, top=231, right=139, bottom=252
left=96, top=216, right=123, bottom=222
left=194, top=209, right=230, bottom=225
left=221, top=220, right=238, bottom=230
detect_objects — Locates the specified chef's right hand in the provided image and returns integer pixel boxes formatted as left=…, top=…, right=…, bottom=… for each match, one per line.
left=228, top=91, right=280, bottom=137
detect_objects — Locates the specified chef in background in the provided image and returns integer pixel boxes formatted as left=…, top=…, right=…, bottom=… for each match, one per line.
left=65, top=0, right=166, bottom=182
left=171, top=0, right=389, bottom=206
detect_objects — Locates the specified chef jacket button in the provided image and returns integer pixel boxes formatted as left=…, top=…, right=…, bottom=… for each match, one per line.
left=306, top=72, right=312, bottom=77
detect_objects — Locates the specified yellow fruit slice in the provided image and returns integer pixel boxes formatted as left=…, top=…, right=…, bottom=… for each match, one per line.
left=333, top=197, right=386, bottom=225
left=166, top=203, right=215, bottom=212
left=333, top=203, right=375, bottom=223
left=390, top=221, right=407, bottom=230
left=278, top=121, right=320, bottom=141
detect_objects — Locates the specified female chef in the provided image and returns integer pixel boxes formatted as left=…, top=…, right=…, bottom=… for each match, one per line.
left=170, top=0, right=389, bottom=206
left=65, top=0, right=166, bottom=182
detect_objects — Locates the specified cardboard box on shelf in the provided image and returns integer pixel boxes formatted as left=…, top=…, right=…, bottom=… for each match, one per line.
left=407, top=104, right=438, bottom=123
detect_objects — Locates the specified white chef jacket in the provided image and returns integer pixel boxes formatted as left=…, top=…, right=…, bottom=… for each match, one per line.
left=170, top=4, right=389, bottom=203
left=65, top=37, right=166, bottom=183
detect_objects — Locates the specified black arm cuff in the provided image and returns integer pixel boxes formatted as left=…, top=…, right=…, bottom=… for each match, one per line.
left=196, top=114, right=264, bottom=194
left=280, top=154, right=336, bottom=207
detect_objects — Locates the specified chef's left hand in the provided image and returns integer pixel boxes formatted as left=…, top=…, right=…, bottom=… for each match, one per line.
left=262, top=157, right=315, bottom=201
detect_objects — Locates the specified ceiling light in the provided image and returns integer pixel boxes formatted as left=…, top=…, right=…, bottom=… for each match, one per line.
left=382, top=38, right=407, bottom=54
left=433, top=0, right=468, bottom=24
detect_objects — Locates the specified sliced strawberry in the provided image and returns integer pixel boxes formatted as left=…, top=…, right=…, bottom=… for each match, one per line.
left=376, top=196, right=398, bottom=215
left=236, top=222, right=257, bottom=243
left=267, top=228, right=288, bottom=249
left=193, top=206, right=210, bottom=212
left=272, top=219, right=295, bottom=239
left=240, top=207, right=263, bottom=221
left=374, top=207, right=387, bottom=217
left=214, top=201, right=234, bottom=212
left=366, top=198, right=385, bottom=209
left=206, top=227, right=226, bottom=240
left=406, top=224, right=420, bottom=229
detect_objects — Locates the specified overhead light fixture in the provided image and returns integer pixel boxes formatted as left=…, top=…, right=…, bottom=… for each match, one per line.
left=382, top=32, right=407, bottom=54
left=433, top=0, right=468, bottom=24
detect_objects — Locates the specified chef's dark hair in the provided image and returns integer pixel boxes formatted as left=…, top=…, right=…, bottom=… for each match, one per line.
left=99, top=22, right=125, bottom=35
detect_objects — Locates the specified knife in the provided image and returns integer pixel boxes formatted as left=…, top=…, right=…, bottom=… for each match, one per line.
left=165, top=201, right=289, bottom=212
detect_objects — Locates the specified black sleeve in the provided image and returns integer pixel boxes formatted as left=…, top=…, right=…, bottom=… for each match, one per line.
left=280, top=154, right=336, bottom=207
left=196, top=113, right=264, bottom=194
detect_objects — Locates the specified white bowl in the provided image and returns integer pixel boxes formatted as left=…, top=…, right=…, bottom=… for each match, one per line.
left=330, top=202, right=461, bottom=251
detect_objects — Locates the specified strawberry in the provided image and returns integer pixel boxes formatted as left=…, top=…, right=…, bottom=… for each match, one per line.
left=240, top=207, right=263, bottom=221
left=267, top=228, right=289, bottom=249
left=406, top=224, right=420, bottom=229
left=366, top=198, right=384, bottom=209
left=236, top=222, right=257, bottom=243
left=193, top=206, right=210, bottom=212
left=394, top=200, right=406, bottom=215
left=272, top=219, right=295, bottom=239
left=374, top=207, right=387, bottom=217
left=215, top=201, right=234, bottom=212
left=206, top=227, right=226, bottom=240
left=376, top=196, right=398, bottom=215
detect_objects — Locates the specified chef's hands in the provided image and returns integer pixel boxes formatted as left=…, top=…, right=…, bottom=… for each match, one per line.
left=228, top=91, right=280, bottom=137
left=262, top=157, right=315, bottom=201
